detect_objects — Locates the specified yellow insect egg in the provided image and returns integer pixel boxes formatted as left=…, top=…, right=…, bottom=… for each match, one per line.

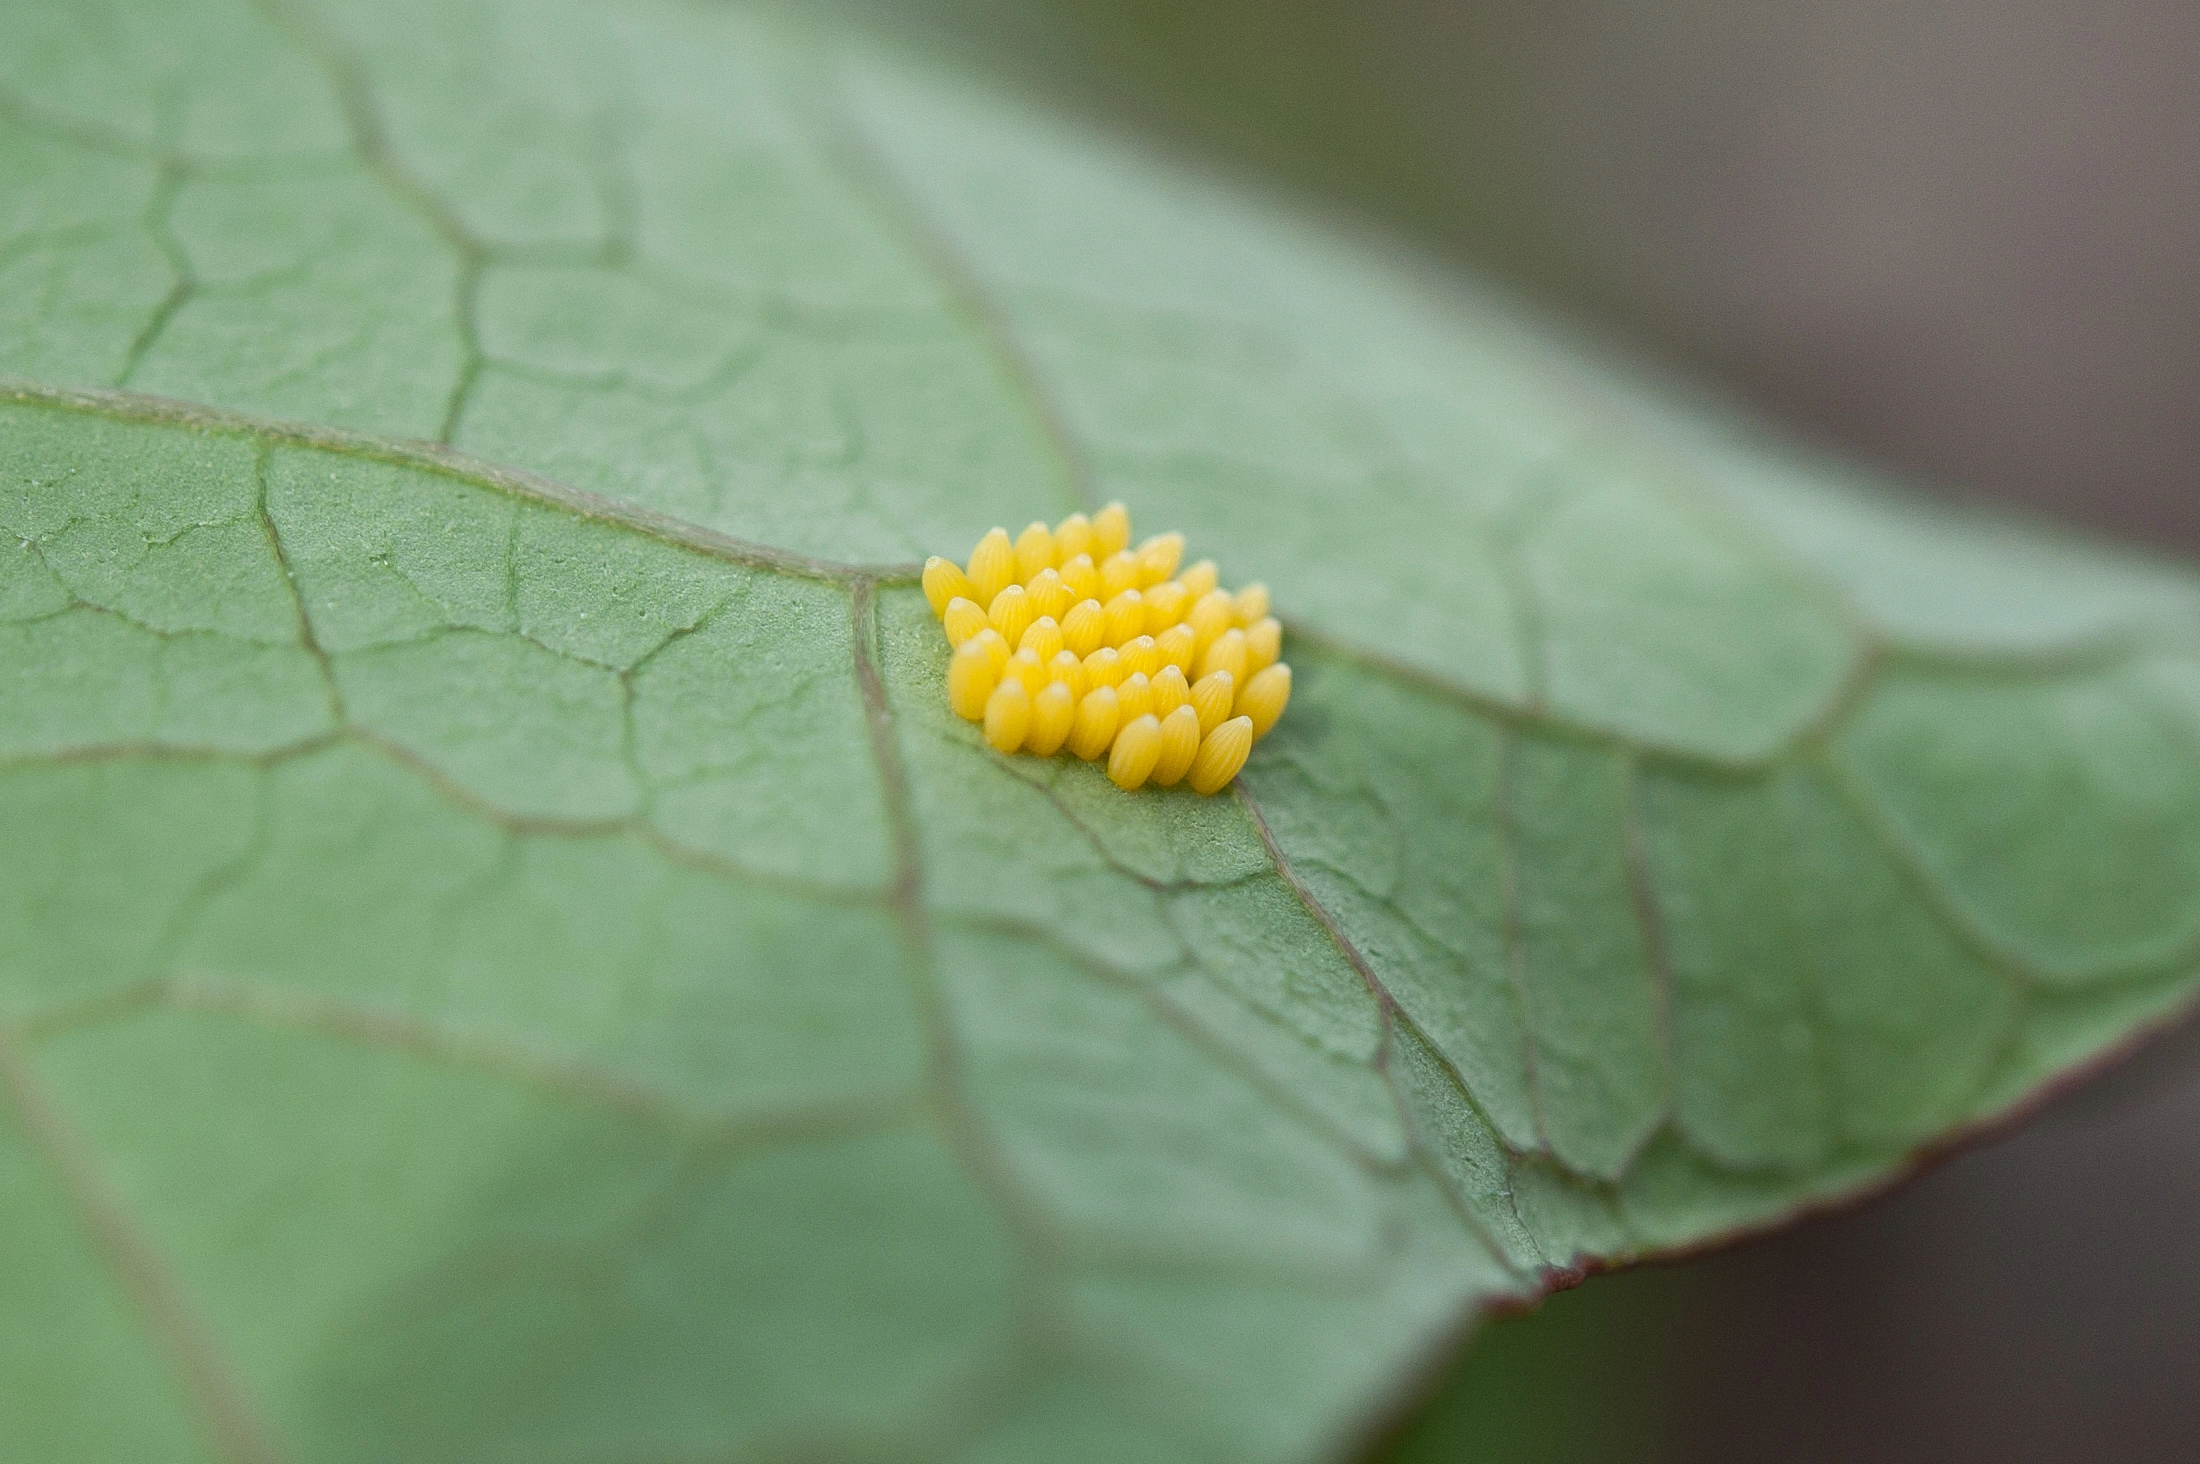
left=931, top=515, right=1283, bottom=792
left=1154, top=623, right=1198, bottom=673
left=1150, top=704, right=1203, bottom=786
left=967, top=527, right=1015, bottom=606
left=1107, top=713, right=1164, bottom=790
left=1135, top=531, right=1184, bottom=587
left=924, top=556, right=977, bottom=617
left=1239, top=663, right=1291, bottom=738
left=1142, top=579, right=1189, bottom=634
left=942, top=596, right=989, bottom=648
left=1099, top=549, right=1141, bottom=601
left=1026, top=567, right=1072, bottom=622
left=1245, top=615, right=1282, bottom=672
left=984, top=678, right=1031, bottom=753
left=1188, top=715, right=1253, bottom=795
left=1102, top=589, right=1145, bottom=648
left=1026, top=680, right=1077, bottom=756
left=1019, top=615, right=1064, bottom=663
left=1190, top=669, right=1235, bottom=734
left=1068, top=684, right=1120, bottom=760
left=1058, top=553, right=1101, bottom=602
left=949, top=639, right=999, bottom=721
left=1151, top=664, right=1189, bottom=718
left=1006, top=647, right=1050, bottom=696
left=1054, top=511, right=1096, bottom=566
left=1199, top=627, right=1249, bottom=686
left=1187, top=589, right=1235, bottom=651
left=1048, top=649, right=1086, bottom=700
left=1092, top=500, right=1132, bottom=557
left=970, top=627, right=1010, bottom=673
left=1061, top=598, right=1106, bottom=657
left=988, top=583, right=1034, bottom=649
left=1014, top=521, right=1055, bottom=583
left=1117, top=671, right=1155, bottom=724
left=1083, top=645, right=1124, bottom=690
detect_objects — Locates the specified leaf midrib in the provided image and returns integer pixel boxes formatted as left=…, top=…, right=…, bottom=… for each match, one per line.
left=0, top=379, right=915, bottom=583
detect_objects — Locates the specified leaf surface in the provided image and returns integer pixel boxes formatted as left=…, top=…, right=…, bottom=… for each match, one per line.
left=5, top=2, right=2200, bottom=1461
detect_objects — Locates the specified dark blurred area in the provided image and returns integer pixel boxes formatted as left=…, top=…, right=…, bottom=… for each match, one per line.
left=848, top=2, right=2200, bottom=1458
left=1380, top=1014, right=2200, bottom=1463
left=867, top=0, right=2200, bottom=551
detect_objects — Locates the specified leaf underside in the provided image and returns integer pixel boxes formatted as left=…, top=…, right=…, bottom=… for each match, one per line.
left=5, top=2, right=2200, bottom=1461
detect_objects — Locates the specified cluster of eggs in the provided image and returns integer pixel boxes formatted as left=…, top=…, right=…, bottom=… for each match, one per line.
left=922, top=503, right=1291, bottom=794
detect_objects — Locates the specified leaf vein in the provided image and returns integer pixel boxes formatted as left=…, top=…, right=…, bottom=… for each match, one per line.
left=0, top=1024, right=288, bottom=1464
left=0, top=378, right=921, bottom=582
left=1236, top=786, right=1537, bottom=1280
left=21, top=974, right=917, bottom=1146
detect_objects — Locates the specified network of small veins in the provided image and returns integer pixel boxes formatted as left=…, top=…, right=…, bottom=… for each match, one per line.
left=4, top=0, right=2164, bottom=1162
left=3, top=20, right=2190, bottom=1431
left=0, top=36, right=1571, bottom=1280
left=0, top=375, right=1819, bottom=1317
left=0, top=35, right=2144, bottom=1215
left=0, top=371, right=2138, bottom=1264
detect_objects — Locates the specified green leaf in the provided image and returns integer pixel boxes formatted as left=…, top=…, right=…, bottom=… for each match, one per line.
left=3, top=1, right=2197, bottom=1461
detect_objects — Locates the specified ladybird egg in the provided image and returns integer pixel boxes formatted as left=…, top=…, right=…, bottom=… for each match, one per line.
left=1083, top=645, right=1124, bottom=690
left=942, top=596, right=989, bottom=648
left=1233, top=582, right=1270, bottom=626
left=924, top=556, right=977, bottom=617
left=1187, top=589, right=1235, bottom=651
left=1006, top=647, right=1050, bottom=696
left=967, top=527, right=1015, bottom=605
left=1049, top=649, right=1086, bottom=700
left=1151, top=664, right=1189, bottom=718
left=1187, top=715, right=1253, bottom=795
left=1019, top=615, right=1064, bottom=662
left=1014, top=521, right=1055, bottom=583
left=1150, top=704, right=1203, bottom=787
left=1061, top=598, right=1106, bottom=657
left=1068, top=685, right=1121, bottom=760
left=1116, top=671, right=1155, bottom=724
left=1099, top=550, right=1141, bottom=601
left=1107, top=713, right=1164, bottom=790
left=1239, top=662, right=1291, bottom=738
left=1102, top=589, right=1144, bottom=648
left=984, top=678, right=1032, bottom=753
left=949, top=640, right=999, bottom=721
left=1154, top=622, right=1198, bottom=673
left=1026, top=680, right=1077, bottom=756
left=1245, top=615, right=1282, bottom=672
left=970, top=628, right=1010, bottom=673
left=1179, top=558, right=1219, bottom=600
left=1142, top=579, right=1189, bottom=634
left=1054, top=511, right=1096, bottom=566
left=1190, top=669, right=1235, bottom=734
left=1118, top=635, right=1160, bottom=678
left=1026, top=567, right=1072, bottom=621
left=1135, top=532, right=1184, bottom=587
left=1058, top=553, right=1101, bottom=602
left=1092, top=501, right=1132, bottom=557
left=1199, top=627, right=1249, bottom=686
left=988, top=583, right=1034, bottom=649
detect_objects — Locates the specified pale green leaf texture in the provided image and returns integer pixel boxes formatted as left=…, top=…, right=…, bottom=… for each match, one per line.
left=2, top=1, right=2197, bottom=1461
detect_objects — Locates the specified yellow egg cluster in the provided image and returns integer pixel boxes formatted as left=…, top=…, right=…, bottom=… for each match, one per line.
left=923, top=502, right=1291, bottom=794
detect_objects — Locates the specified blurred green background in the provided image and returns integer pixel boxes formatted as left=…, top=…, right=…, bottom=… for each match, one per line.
left=823, top=2, right=2200, bottom=1458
